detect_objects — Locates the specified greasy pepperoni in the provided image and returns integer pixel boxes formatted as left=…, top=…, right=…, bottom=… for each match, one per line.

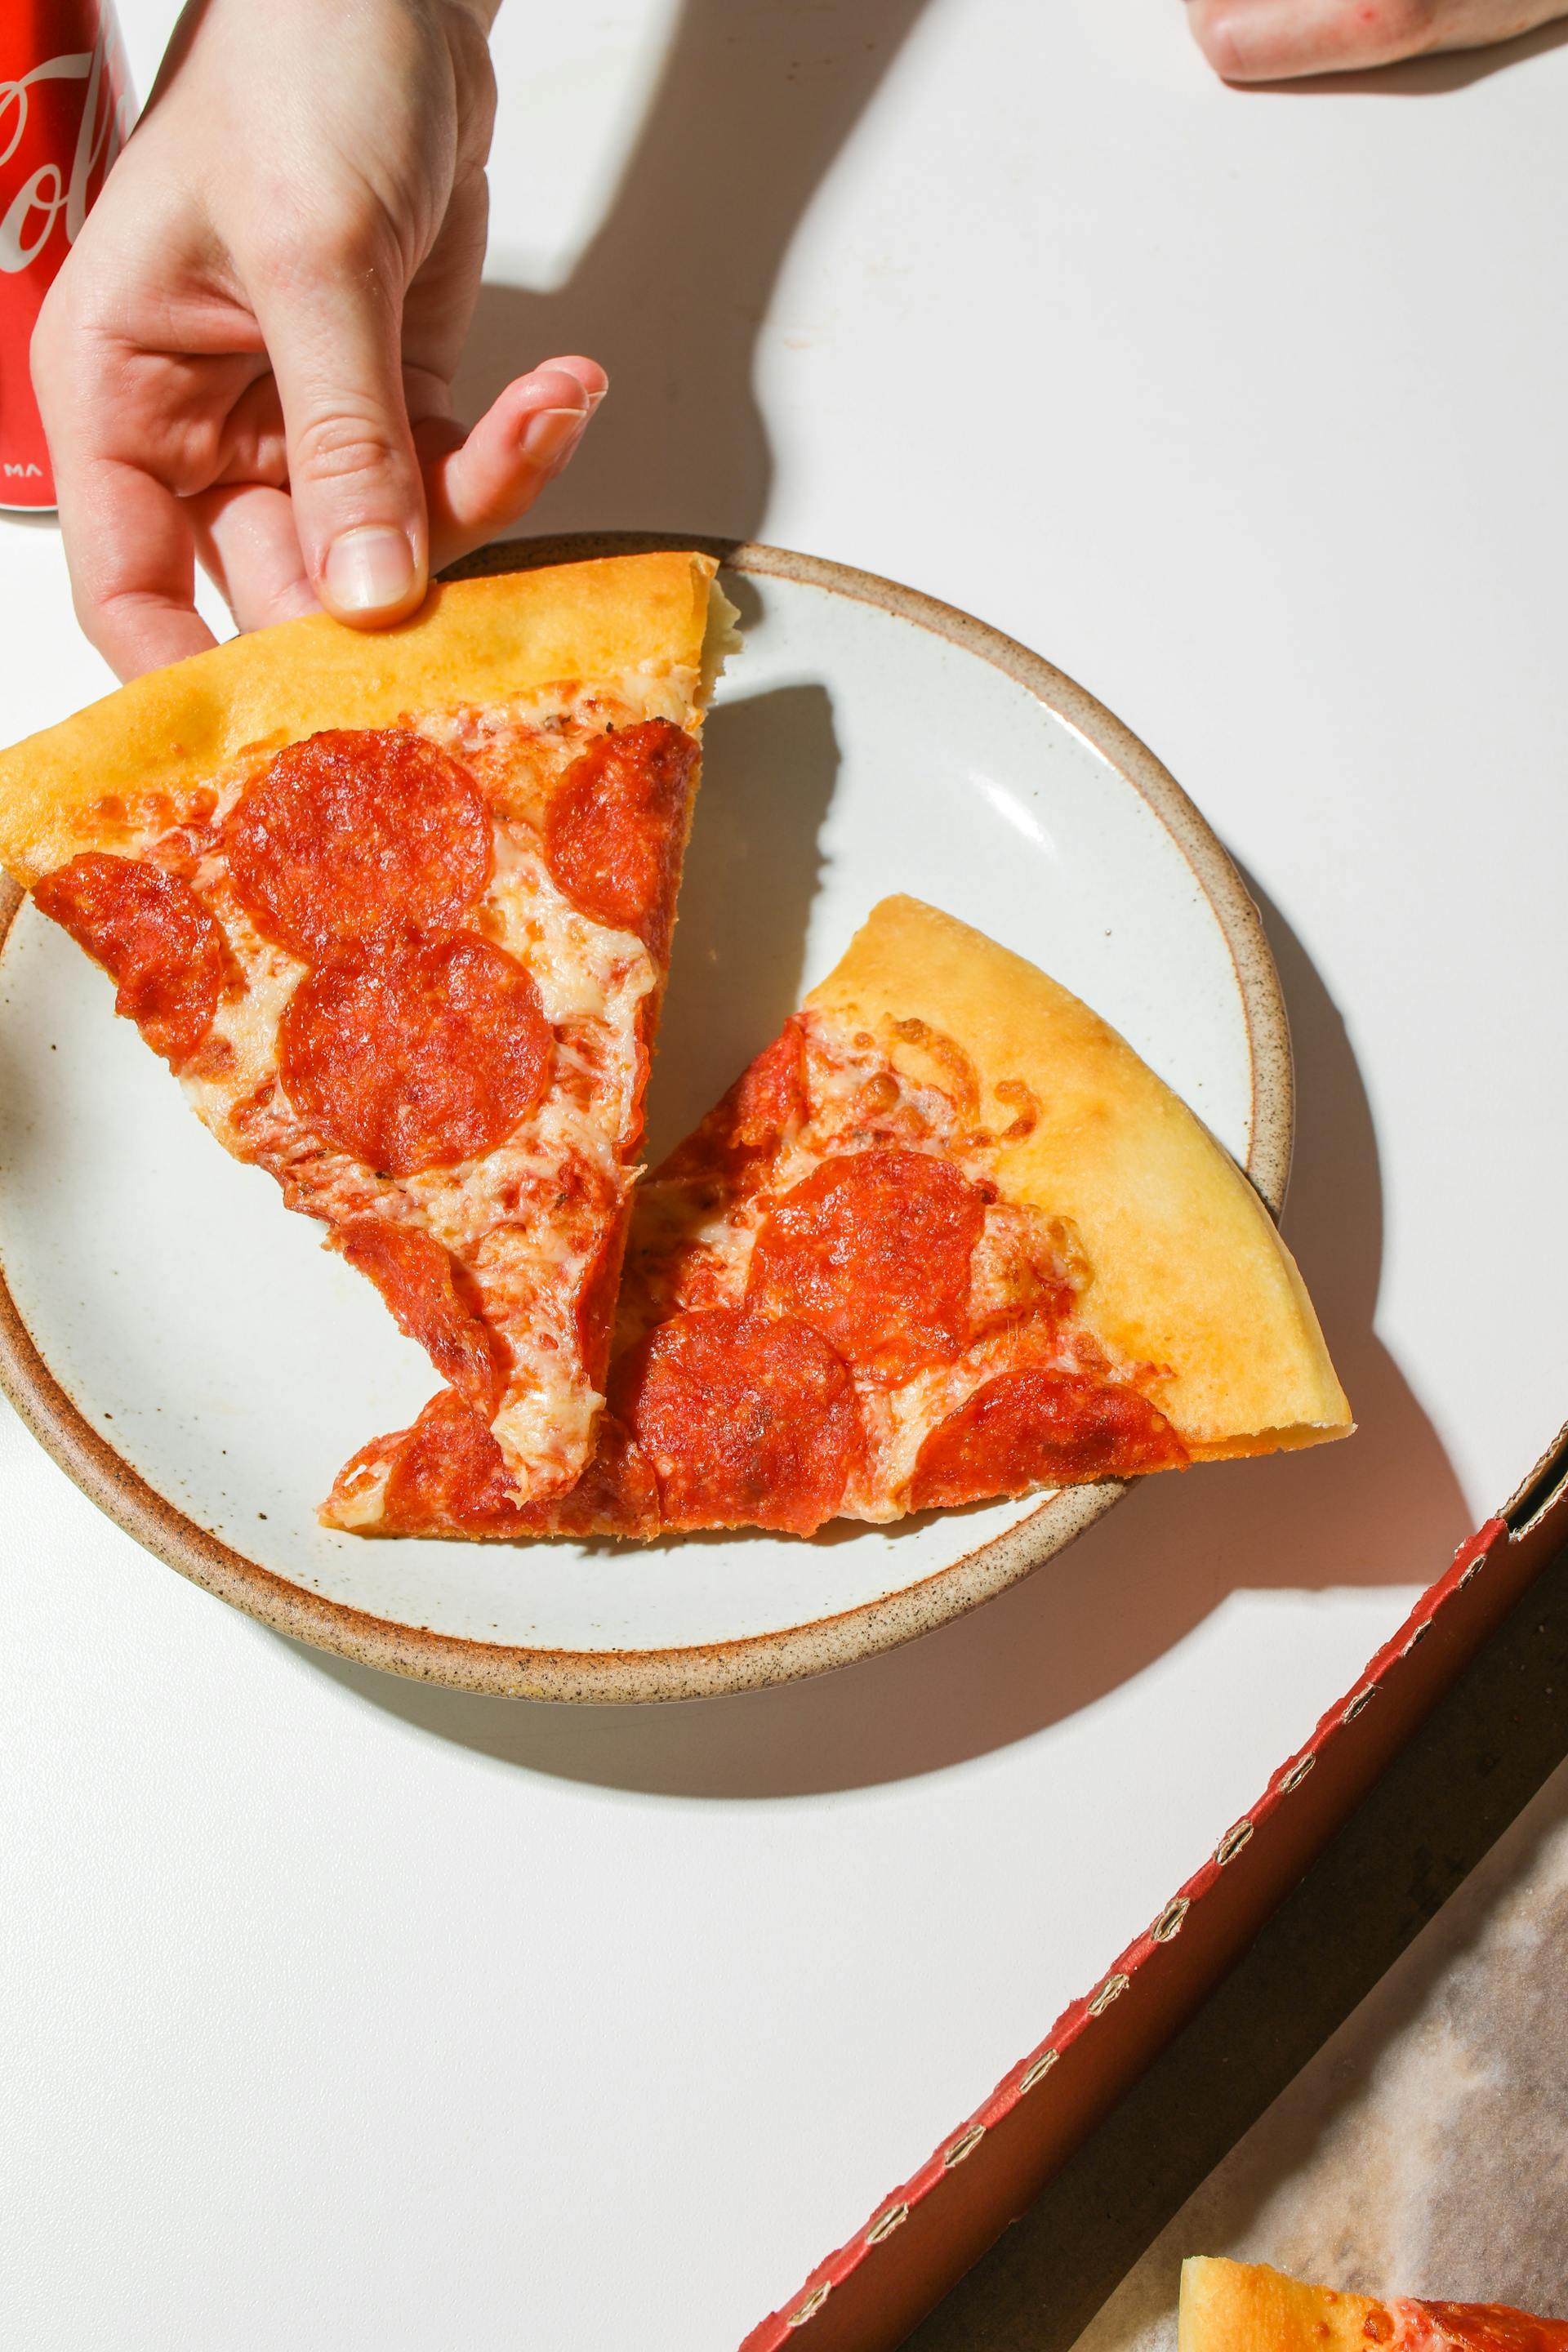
left=374, top=1391, right=532, bottom=1535
left=33, top=852, right=224, bottom=1067
left=908, top=1368, right=1187, bottom=1511
left=575, top=1222, right=630, bottom=1390
left=542, top=719, right=698, bottom=958
left=332, top=1219, right=506, bottom=1414
left=660, top=1018, right=808, bottom=1183
left=611, top=1306, right=864, bottom=1535
left=223, top=728, right=492, bottom=960
left=281, top=935, right=550, bottom=1176
left=532, top=1412, right=659, bottom=1539
left=363, top=1392, right=657, bottom=1539
left=722, top=1018, right=808, bottom=1150
left=746, top=1148, right=984, bottom=1386
left=1409, top=2307, right=1568, bottom=2352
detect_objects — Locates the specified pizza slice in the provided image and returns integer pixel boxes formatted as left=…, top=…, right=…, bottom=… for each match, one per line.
left=327, top=894, right=1351, bottom=1539
left=0, top=552, right=736, bottom=1503
left=1180, top=2259, right=1568, bottom=2352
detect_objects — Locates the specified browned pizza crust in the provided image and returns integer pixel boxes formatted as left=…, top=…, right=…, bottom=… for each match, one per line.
left=0, top=552, right=729, bottom=885
left=809, top=898, right=1351, bottom=1458
left=1180, top=2261, right=1383, bottom=2352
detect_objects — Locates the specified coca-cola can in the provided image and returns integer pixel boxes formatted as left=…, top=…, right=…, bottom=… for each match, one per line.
left=0, top=2, right=131, bottom=510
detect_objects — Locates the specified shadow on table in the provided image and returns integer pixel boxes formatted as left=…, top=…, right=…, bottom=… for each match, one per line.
left=454, top=0, right=933, bottom=546
left=302, top=868, right=1471, bottom=1797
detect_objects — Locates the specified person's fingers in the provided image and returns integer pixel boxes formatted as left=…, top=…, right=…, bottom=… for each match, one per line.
left=1186, top=0, right=1566, bottom=78
left=208, top=372, right=290, bottom=490
left=252, top=237, right=429, bottom=630
left=189, top=481, right=319, bottom=634
left=193, top=359, right=605, bottom=630
left=31, top=283, right=217, bottom=678
left=52, top=455, right=218, bottom=680
left=1185, top=0, right=1432, bottom=78
left=421, top=359, right=608, bottom=571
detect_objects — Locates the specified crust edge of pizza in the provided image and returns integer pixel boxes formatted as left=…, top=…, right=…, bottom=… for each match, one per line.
left=808, top=896, right=1352, bottom=1458
left=0, top=550, right=726, bottom=886
left=1180, top=2259, right=1383, bottom=2352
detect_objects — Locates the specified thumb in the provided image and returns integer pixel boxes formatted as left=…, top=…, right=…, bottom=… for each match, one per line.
left=255, top=261, right=429, bottom=627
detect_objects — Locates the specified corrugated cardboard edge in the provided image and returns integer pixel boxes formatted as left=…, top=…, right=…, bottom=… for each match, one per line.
left=743, top=1419, right=1568, bottom=2351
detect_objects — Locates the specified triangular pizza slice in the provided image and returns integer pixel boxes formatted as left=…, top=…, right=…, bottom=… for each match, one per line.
left=0, top=552, right=735, bottom=1503
left=1181, top=2259, right=1568, bottom=2352
left=327, top=894, right=1350, bottom=1539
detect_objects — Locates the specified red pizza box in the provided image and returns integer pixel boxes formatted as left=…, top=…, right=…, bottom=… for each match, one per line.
left=742, top=1418, right=1568, bottom=2352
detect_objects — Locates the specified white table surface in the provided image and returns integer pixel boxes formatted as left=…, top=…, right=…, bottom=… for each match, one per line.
left=3, top=5, right=1566, bottom=2347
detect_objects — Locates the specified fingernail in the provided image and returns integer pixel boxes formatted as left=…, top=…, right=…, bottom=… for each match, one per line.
left=522, top=405, right=589, bottom=470
left=323, top=525, right=418, bottom=616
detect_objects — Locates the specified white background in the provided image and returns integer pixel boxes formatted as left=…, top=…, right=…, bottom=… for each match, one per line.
left=3, top=4, right=1566, bottom=2346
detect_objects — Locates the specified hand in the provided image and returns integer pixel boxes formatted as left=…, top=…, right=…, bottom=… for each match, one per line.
left=1186, top=0, right=1568, bottom=78
left=33, top=0, right=607, bottom=682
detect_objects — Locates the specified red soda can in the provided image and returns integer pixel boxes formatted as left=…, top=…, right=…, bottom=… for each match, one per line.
left=0, top=2, right=131, bottom=510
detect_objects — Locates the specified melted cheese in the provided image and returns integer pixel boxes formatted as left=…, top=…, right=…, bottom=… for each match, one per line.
left=120, top=684, right=685, bottom=1508
left=618, top=1004, right=1110, bottom=1518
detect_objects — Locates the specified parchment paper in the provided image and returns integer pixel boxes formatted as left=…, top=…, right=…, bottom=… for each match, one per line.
left=1070, top=1754, right=1568, bottom=2350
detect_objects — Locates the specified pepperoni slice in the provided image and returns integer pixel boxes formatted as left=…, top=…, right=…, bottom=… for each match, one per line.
left=281, top=935, right=551, bottom=1176
left=534, top=1412, right=659, bottom=1539
left=611, top=1306, right=864, bottom=1534
left=332, top=1219, right=506, bottom=1413
left=377, top=1392, right=522, bottom=1533
left=1407, top=2306, right=1568, bottom=2352
left=33, top=852, right=224, bottom=1067
left=574, top=1222, right=630, bottom=1390
left=223, top=728, right=492, bottom=960
left=660, top=1018, right=808, bottom=1184
left=542, top=719, right=698, bottom=959
left=908, top=1368, right=1187, bottom=1510
left=720, top=1019, right=808, bottom=1152
left=360, top=1391, right=657, bottom=1538
left=746, top=1148, right=984, bottom=1386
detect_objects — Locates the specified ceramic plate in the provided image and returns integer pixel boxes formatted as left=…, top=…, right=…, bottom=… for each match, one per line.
left=0, top=537, right=1290, bottom=1700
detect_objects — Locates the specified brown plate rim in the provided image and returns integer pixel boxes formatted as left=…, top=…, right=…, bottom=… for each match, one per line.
left=0, top=534, right=1291, bottom=1704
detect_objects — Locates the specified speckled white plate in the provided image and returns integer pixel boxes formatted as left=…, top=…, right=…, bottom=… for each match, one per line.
left=0, top=537, right=1290, bottom=1700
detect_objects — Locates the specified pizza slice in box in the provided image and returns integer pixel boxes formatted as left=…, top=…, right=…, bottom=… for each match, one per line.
left=329, top=894, right=1351, bottom=1539
left=0, top=552, right=736, bottom=1503
left=1180, top=2259, right=1568, bottom=2352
